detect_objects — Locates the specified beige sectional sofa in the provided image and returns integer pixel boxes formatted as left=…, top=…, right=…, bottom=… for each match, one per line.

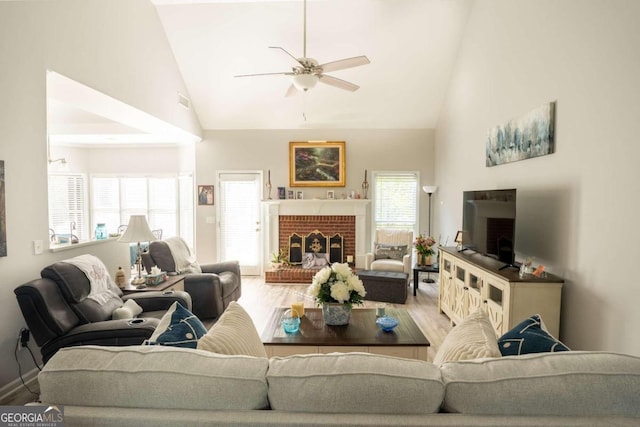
left=38, top=345, right=640, bottom=426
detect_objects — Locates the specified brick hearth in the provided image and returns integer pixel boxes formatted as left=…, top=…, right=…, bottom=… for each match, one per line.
left=265, top=266, right=321, bottom=284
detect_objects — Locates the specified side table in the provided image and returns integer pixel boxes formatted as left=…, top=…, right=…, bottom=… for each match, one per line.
left=122, top=274, right=185, bottom=294
left=412, top=264, right=439, bottom=296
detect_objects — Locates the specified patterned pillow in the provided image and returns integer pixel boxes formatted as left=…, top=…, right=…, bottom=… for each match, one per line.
left=498, top=314, right=570, bottom=356
left=146, top=302, right=207, bottom=348
left=373, top=243, right=408, bottom=261
left=197, top=302, right=267, bottom=358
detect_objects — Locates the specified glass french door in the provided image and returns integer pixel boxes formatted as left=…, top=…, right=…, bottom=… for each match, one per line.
left=217, top=171, right=262, bottom=275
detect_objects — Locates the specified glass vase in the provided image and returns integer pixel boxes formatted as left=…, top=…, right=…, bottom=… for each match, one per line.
left=322, top=303, right=352, bottom=326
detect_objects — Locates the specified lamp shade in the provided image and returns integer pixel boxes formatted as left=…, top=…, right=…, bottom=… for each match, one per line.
left=422, top=185, right=438, bottom=194
left=292, top=74, right=319, bottom=91
left=118, top=215, right=157, bottom=243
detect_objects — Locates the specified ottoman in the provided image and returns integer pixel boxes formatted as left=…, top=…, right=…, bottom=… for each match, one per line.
left=357, top=270, right=409, bottom=304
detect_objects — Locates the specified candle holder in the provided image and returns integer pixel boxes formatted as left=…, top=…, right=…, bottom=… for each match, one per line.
left=266, top=169, right=272, bottom=199
left=266, top=182, right=272, bottom=200
left=362, top=169, right=369, bottom=199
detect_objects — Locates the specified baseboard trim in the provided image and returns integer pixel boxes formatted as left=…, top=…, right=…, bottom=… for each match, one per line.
left=0, top=367, right=39, bottom=405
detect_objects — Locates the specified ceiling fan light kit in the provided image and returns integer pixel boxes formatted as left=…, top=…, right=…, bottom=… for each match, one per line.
left=292, top=74, right=319, bottom=92
left=235, top=0, right=369, bottom=96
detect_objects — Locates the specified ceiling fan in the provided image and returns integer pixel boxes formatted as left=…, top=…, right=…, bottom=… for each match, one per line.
left=235, top=0, right=370, bottom=97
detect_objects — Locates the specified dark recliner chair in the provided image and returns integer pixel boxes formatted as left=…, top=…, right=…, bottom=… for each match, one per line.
left=142, top=240, right=241, bottom=320
left=15, top=261, right=192, bottom=364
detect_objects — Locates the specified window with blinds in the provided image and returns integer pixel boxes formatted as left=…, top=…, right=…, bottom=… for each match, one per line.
left=48, top=173, right=88, bottom=240
left=373, top=172, right=419, bottom=232
left=90, top=175, right=193, bottom=244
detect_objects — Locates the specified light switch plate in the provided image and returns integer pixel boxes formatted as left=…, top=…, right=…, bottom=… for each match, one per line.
left=33, top=240, right=43, bottom=255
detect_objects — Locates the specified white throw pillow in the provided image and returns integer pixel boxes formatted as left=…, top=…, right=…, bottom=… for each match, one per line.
left=111, top=299, right=143, bottom=320
left=197, top=302, right=267, bottom=358
left=433, top=307, right=501, bottom=366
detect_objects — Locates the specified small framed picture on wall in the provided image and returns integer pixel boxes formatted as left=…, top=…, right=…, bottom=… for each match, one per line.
left=287, top=190, right=295, bottom=199
left=326, top=190, right=335, bottom=199
left=198, top=185, right=214, bottom=205
left=296, top=190, right=304, bottom=200
left=278, top=187, right=286, bottom=200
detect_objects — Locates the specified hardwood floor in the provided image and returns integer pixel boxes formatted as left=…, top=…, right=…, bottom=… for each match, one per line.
left=1, top=273, right=452, bottom=406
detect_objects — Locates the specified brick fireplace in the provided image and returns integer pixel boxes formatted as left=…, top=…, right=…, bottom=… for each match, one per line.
left=262, top=200, right=370, bottom=283
left=279, top=215, right=355, bottom=264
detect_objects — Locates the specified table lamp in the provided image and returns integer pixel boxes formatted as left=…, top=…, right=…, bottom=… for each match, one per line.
left=118, top=215, right=157, bottom=287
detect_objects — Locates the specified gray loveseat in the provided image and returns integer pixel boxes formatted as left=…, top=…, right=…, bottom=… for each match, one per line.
left=38, top=345, right=640, bottom=426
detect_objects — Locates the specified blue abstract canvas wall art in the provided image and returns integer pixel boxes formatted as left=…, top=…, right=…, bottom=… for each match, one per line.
left=486, top=102, right=555, bottom=167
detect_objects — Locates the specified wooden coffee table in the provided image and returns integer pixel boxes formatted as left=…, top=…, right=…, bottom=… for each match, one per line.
left=261, top=307, right=430, bottom=361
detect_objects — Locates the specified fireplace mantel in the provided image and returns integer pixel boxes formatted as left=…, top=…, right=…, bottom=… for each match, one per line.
left=262, top=199, right=371, bottom=271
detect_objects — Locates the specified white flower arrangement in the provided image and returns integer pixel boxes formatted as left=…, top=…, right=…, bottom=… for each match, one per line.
left=307, top=263, right=366, bottom=307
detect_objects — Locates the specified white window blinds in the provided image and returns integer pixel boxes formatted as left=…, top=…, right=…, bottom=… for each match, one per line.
left=48, top=173, right=88, bottom=240
left=90, top=175, right=193, bottom=244
left=373, top=172, right=418, bottom=231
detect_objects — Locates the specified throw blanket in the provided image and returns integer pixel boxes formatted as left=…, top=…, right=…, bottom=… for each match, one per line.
left=63, top=254, right=119, bottom=305
left=164, top=237, right=202, bottom=274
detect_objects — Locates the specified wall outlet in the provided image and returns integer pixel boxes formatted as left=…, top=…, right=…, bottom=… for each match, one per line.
left=33, top=239, right=43, bottom=255
left=19, top=328, right=30, bottom=348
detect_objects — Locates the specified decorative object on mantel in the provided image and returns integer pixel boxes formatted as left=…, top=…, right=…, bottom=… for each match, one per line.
left=414, top=234, right=436, bottom=266
left=277, top=186, right=285, bottom=200
left=265, top=170, right=272, bottom=199
left=197, top=185, right=214, bottom=206
left=289, top=141, right=345, bottom=187
left=486, top=101, right=556, bottom=167
left=118, top=215, right=157, bottom=287
left=0, top=160, right=6, bottom=257
left=362, top=169, right=369, bottom=199
left=307, top=263, right=366, bottom=325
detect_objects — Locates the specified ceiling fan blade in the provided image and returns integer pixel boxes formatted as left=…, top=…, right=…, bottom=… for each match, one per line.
left=269, top=46, right=305, bottom=67
left=320, top=56, right=370, bottom=73
left=234, top=71, right=293, bottom=78
left=318, top=74, right=360, bottom=92
left=285, top=84, right=298, bottom=97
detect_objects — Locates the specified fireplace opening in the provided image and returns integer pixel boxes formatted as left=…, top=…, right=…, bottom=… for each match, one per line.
left=288, top=230, right=343, bottom=269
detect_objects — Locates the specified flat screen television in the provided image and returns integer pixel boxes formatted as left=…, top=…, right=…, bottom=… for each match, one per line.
left=461, top=189, right=516, bottom=266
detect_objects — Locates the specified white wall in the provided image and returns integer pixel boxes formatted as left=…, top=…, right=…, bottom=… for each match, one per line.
left=0, top=0, right=200, bottom=391
left=435, top=0, right=640, bottom=354
left=196, top=129, right=435, bottom=263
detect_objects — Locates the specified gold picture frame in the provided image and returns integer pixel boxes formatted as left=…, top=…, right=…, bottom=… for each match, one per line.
left=289, top=141, right=345, bottom=187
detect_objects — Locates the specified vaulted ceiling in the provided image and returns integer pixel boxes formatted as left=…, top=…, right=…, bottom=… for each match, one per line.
left=153, top=0, right=473, bottom=130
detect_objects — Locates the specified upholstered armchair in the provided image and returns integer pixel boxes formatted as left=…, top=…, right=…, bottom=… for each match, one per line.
left=365, top=229, right=414, bottom=275
left=15, top=259, right=192, bottom=363
left=142, top=237, right=241, bottom=320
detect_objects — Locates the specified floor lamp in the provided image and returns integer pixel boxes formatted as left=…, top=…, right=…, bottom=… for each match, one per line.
left=422, top=185, right=438, bottom=283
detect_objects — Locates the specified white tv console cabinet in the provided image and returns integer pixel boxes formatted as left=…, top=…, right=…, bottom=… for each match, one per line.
left=438, top=247, right=564, bottom=338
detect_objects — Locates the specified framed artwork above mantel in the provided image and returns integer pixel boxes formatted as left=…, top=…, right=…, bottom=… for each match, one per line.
left=289, top=141, right=345, bottom=187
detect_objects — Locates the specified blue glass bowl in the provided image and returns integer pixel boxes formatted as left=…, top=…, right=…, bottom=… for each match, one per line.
left=376, top=316, right=399, bottom=332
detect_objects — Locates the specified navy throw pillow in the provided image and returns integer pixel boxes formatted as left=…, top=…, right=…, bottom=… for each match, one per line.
left=498, top=314, right=570, bottom=356
left=146, top=302, right=207, bottom=348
